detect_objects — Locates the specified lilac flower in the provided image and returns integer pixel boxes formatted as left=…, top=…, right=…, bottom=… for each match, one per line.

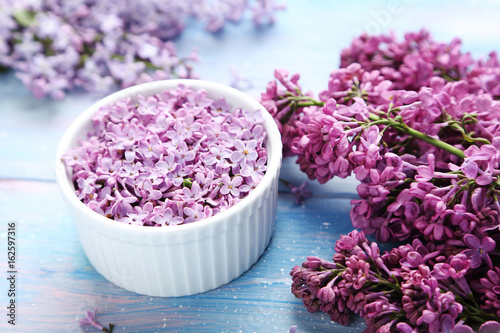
left=210, top=97, right=233, bottom=115
left=462, top=234, right=495, bottom=269
left=182, top=181, right=204, bottom=202
left=76, top=174, right=98, bottom=200
left=440, top=315, right=473, bottom=333
left=201, top=123, right=230, bottom=145
left=251, top=0, right=286, bottom=26
left=449, top=145, right=499, bottom=186
left=204, top=145, right=232, bottom=169
left=448, top=203, right=479, bottom=233
left=96, top=157, right=121, bottom=186
left=105, top=99, right=135, bottom=124
left=136, top=135, right=163, bottom=161
left=395, top=322, right=419, bottom=333
left=289, top=228, right=500, bottom=331
left=166, top=123, right=188, bottom=147
left=183, top=203, right=206, bottom=223
left=352, top=125, right=382, bottom=180
left=79, top=307, right=112, bottom=332
left=109, top=54, right=148, bottom=88
left=229, top=66, right=254, bottom=91
left=258, top=29, right=500, bottom=332
left=230, top=139, right=258, bottom=165
left=240, top=157, right=267, bottom=183
left=415, top=154, right=440, bottom=182
left=156, top=152, right=179, bottom=176
left=88, top=199, right=110, bottom=216
left=141, top=179, right=163, bottom=201
left=137, top=95, right=161, bottom=116
left=185, top=89, right=213, bottom=109
left=62, top=146, right=88, bottom=167
left=106, top=189, right=137, bottom=218
left=220, top=175, right=243, bottom=197
left=239, top=177, right=260, bottom=194
left=176, top=114, right=202, bottom=141
left=119, top=206, right=150, bottom=226
left=287, top=181, right=312, bottom=205
left=153, top=206, right=183, bottom=226
left=176, top=141, right=196, bottom=164
left=340, top=29, right=474, bottom=90
left=478, top=321, right=500, bottom=333
left=474, top=267, right=500, bottom=318
left=2, top=1, right=285, bottom=99
left=118, top=162, right=142, bottom=180
left=107, top=122, right=146, bottom=150
left=433, top=254, right=471, bottom=280
left=167, top=164, right=194, bottom=187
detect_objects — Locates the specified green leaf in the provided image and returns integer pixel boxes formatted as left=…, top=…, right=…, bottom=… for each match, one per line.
left=13, top=10, right=36, bottom=28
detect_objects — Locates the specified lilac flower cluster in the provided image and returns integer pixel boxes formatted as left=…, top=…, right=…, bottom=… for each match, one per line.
left=62, top=84, right=267, bottom=226
left=261, top=29, right=500, bottom=331
left=339, top=29, right=474, bottom=91
left=263, top=67, right=500, bottom=242
left=262, top=32, right=500, bottom=243
left=340, top=28, right=500, bottom=101
left=291, top=230, right=500, bottom=332
left=0, top=0, right=284, bottom=99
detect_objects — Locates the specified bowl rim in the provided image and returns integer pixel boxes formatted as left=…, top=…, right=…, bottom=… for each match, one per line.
left=55, top=79, right=282, bottom=236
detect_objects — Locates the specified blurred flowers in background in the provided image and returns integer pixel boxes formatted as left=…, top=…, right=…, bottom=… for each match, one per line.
left=0, top=0, right=284, bottom=99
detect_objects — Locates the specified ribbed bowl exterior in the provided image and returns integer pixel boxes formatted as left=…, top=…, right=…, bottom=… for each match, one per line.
left=56, top=80, right=282, bottom=297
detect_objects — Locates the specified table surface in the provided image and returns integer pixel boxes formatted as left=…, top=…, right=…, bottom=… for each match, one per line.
left=1, top=1, right=499, bottom=332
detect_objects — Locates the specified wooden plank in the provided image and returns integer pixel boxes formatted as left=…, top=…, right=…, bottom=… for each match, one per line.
left=1, top=0, right=499, bottom=331
left=0, top=179, right=364, bottom=332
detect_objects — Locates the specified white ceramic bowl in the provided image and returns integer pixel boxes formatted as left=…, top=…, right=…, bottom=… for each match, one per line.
left=55, top=80, right=282, bottom=297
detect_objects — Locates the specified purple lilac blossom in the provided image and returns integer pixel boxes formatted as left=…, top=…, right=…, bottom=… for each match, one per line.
left=79, top=307, right=111, bottom=332
left=339, top=29, right=473, bottom=91
left=260, top=31, right=500, bottom=245
left=261, top=29, right=500, bottom=331
left=291, top=230, right=500, bottom=332
left=288, top=181, right=312, bottom=205
left=62, top=84, right=268, bottom=226
left=1, top=0, right=284, bottom=99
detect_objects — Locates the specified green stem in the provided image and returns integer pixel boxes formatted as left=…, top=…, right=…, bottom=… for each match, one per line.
left=441, top=72, right=459, bottom=82
left=294, top=100, right=466, bottom=159
left=369, top=114, right=466, bottom=159
left=456, top=293, right=500, bottom=323
left=294, top=101, right=325, bottom=107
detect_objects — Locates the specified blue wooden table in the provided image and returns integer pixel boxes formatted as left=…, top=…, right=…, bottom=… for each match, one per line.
left=1, top=1, right=499, bottom=332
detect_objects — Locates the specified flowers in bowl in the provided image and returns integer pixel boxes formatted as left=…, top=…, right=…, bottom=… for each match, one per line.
left=55, top=80, right=282, bottom=297
left=62, top=84, right=268, bottom=226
